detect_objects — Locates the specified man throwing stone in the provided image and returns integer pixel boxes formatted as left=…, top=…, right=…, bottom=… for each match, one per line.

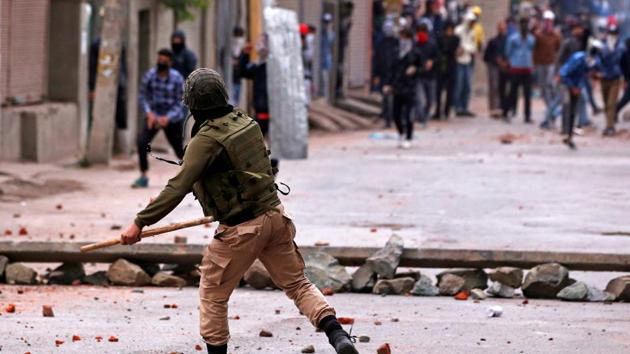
left=120, top=68, right=358, bottom=354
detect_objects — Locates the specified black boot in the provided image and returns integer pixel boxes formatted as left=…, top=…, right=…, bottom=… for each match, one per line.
left=319, top=315, right=359, bottom=354
left=206, top=343, right=227, bottom=354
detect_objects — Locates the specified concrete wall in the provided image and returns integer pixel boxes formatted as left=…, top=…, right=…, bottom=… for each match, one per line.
left=2, top=103, right=79, bottom=162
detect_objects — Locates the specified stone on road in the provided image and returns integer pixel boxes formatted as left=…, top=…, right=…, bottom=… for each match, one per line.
left=107, top=259, right=151, bottom=286
left=411, top=274, right=439, bottom=296
left=522, top=263, right=573, bottom=299
left=303, top=251, right=351, bottom=292
left=605, top=275, right=630, bottom=301
left=151, top=272, right=187, bottom=287
left=365, top=234, right=403, bottom=279
left=373, top=277, right=415, bottom=295
left=437, top=269, right=488, bottom=290
left=438, top=273, right=465, bottom=296
left=244, top=259, right=276, bottom=290
left=5, top=263, right=38, bottom=285
left=488, top=267, right=523, bottom=288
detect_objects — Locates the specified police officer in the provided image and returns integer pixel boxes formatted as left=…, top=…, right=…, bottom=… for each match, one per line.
left=120, top=68, right=358, bottom=354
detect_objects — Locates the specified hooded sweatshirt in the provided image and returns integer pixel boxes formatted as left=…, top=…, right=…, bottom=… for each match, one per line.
left=171, top=30, right=198, bottom=79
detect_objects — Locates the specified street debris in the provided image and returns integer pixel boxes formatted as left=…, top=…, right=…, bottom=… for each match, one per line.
left=259, top=329, right=273, bottom=337
left=72, top=335, right=81, bottom=342
left=243, top=259, right=276, bottom=290
left=5, top=263, right=38, bottom=285
left=411, top=274, right=439, bottom=296
left=557, top=281, right=615, bottom=302
left=470, top=288, right=487, bottom=300
left=377, top=343, right=392, bottom=354
left=83, top=271, right=109, bottom=285
left=47, top=262, right=85, bottom=285
left=151, top=272, right=187, bottom=288
left=437, top=269, right=488, bottom=291
left=438, top=273, right=465, bottom=296
left=42, top=305, right=54, bottom=317
left=55, top=339, right=64, bottom=347
left=0, top=255, right=8, bottom=280
left=365, top=234, right=404, bottom=279
left=351, top=263, right=377, bottom=292
left=301, top=344, right=315, bottom=353
left=488, top=267, right=523, bottom=288
left=303, top=251, right=351, bottom=292
left=486, top=281, right=515, bottom=298
left=338, top=317, right=355, bottom=325
left=108, top=335, right=119, bottom=342
left=454, top=290, right=470, bottom=300
left=18, top=227, right=28, bottom=236
left=521, top=263, right=572, bottom=299
left=605, top=275, right=630, bottom=301
left=5, top=303, right=16, bottom=313
left=358, top=335, right=370, bottom=343
left=373, top=277, right=415, bottom=295
left=107, top=259, right=151, bottom=286
left=487, top=305, right=503, bottom=318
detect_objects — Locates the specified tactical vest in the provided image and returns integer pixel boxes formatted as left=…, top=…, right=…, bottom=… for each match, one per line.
left=195, top=111, right=280, bottom=222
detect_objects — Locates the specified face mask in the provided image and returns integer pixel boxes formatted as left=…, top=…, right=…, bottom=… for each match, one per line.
left=171, top=42, right=184, bottom=52
left=417, top=32, right=429, bottom=44
left=157, top=62, right=169, bottom=72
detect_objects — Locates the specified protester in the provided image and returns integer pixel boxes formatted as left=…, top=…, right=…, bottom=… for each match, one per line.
left=239, top=37, right=270, bottom=136
left=454, top=11, right=478, bottom=117
left=231, top=27, right=246, bottom=106
left=414, top=21, right=439, bottom=125
left=559, top=41, right=602, bottom=149
left=483, top=20, right=509, bottom=117
left=373, top=19, right=398, bottom=127
left=382, top=28, right=423, bottom=149
left=170, top=30, right=197, bottom=79
left=133, top=49, right=185, bottom=188
left=503, top=17, right=535, bottom=123
left=598, top=22, right=624, bottom=136
left=615, top=37, right=630, bottom=117
left=533, top=11, right=561, bottom=127
left=320, top=13, right=334, bottom=98
left=471, top=6, right=485, bottom=53
left=434, top=20, right=460, bottom=120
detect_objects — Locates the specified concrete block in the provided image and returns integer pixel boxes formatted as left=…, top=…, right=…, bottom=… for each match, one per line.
left=12, top=103, right=80, bottom=162
left=0, top=109, right=22, bottom=161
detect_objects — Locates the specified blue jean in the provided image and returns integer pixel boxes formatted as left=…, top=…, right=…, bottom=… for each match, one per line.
left=454, top=63, right=472, bottom=112
left=544, top=86, right=589, bottom=126
left=414, top=78, right=435, bottom=123
left=231, top=82, right=241, bottom=106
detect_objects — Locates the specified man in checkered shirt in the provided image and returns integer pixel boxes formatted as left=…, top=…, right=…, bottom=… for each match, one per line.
left=133, top=48, right=186, bottom=188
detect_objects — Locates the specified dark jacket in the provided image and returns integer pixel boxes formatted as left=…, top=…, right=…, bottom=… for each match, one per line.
left=373, top=36, right=399, bottom=81
left=239, top=53, right=269, bottom=113
left=171, top=30, right=198, bottom=79
left=437, top=34, right=460, bottom=76
left=621, top=46, right=630, bottom=81
left=416, top=37, right=439, bottom=79
left=384, top=45, right=424, bottom=98
left=556, top=37, right=584, bottom=68
left=484, top=33, right=507, bottom=66
left=598, top=40, right=624, bottom=80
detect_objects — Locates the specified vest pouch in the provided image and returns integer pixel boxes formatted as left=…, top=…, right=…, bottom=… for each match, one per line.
left=228, top=170, right=275, bottom=201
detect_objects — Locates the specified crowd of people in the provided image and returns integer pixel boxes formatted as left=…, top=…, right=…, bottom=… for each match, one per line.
left=372, top=0, right=630, bottom=150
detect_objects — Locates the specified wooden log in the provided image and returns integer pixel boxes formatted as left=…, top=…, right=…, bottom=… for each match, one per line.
left=1, top=242, right=629, bottom=271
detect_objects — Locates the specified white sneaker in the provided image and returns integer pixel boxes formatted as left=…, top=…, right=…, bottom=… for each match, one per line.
left=402, top=140, right=412, bottom=149
left=397, top=135, right=404, bottom=148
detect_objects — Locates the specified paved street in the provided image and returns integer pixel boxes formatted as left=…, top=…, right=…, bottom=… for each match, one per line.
left=2, top=102, right=630, bottom=353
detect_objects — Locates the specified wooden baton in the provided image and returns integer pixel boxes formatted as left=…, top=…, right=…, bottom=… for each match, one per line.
left=80, top=216, right=215, bottom=252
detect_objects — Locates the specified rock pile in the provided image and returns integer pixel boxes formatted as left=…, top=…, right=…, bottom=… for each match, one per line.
left=0, top=242, right=626, bottom=304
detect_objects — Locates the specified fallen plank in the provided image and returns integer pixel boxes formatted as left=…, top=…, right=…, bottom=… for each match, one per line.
left=1, top=241, right=629, bottom=271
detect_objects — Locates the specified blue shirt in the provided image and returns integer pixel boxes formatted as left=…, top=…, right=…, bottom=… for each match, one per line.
left=505, top=33, right=535, bottom=69
left=560, top=52, right=599, bottom=89
left=139, top=67, right=185, bottom=122
left=598, top=40, right=624, bottom=80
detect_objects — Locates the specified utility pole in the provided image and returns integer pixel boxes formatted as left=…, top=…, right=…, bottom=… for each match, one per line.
left=86, top=0, right=126, bottom=164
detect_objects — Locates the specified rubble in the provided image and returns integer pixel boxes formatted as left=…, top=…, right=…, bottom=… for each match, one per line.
left=351, top=264, right=376, bottom=292
left=359, top=335, right=371, bottom=343
left=377, top=343, right=392, bottom=354
left=454, top=290, right=470, bottom=300
left=5, top=303, right=16, bottom=313
left=522, top=263, right=573, bottom=299
left=438, top=273, right=465, bottom=296
left=488, top=267, right=523, bottom=288
left=301, top=344, right=315, bottom=353
left=107, top=259, right=151, bottom=286
left=486, top=281, right=515, bottom=298
left=303, top=251, right=351, bottom=292
left=259, top=329, right=273, bottom=337
left=243, top=259, right=276, bottom=290
left=557, top=282, right=615, bottom=302
left=373, top=277, right=415, bottom=295
left=365, top=234, right=404, bottom=279
left=151, top=272, right=187, bottom=288
left=470, top=288, right=487, bottom=300
left=83, top=271, right=109, bottom=285
left=410, top=274, right=439, bottom=296
left=437, top=269, right=488, bottom=290
left=605, top=275, right=630, bottom=301
left=42, top=305, right=54, bottom=317
left=5, top=263, right=38, bottom=285
left=47, top=262, right=85, bottom=285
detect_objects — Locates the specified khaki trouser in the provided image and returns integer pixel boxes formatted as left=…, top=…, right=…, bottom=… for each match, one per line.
left=601, top=78, right=622, bottom=129
left=199, top=205, right=335, bottom=345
